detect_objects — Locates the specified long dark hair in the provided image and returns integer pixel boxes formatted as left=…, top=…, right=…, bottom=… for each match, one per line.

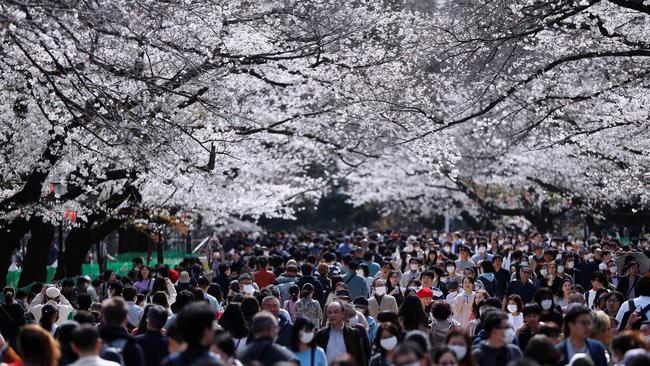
left=135, top=305, right=153, bottom=336
left=137, top=266, right=152, bottom=282
left=398, top=295, right=428, bottom=331
left=374, top=322, right=401, bottom=354
left=290, top=317, right=316, bottom=352
left=218, top=303, right=249, bottom=339
left=40, top=304, right=58, bottom=332
left=150, top=278, right=168, bottom=295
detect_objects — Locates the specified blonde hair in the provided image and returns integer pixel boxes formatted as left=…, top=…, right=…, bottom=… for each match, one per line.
left=590, top=310, right=611, bottom=338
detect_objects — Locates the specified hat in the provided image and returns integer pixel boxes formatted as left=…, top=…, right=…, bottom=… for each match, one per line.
left=239, top=273, right=253, bottom=282
left=416, top=287, right=433, bottom=299
left=45, top=287, right=61, bottom=299
left=353, top=297, right=369, bottom=308
left=179, top=271, right=191, bottom=284
left=335, top=290, right=351, bottom=300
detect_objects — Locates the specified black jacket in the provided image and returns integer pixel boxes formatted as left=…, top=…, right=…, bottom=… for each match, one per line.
left=135, top=330, right=169, bottom=366
left=237, top=336, right=298, bottom=365
left=616, top=275, right=639, bottom=299
left=99, top=324, right=145, bottom=366
left=315, top=325, right=367, bottom=366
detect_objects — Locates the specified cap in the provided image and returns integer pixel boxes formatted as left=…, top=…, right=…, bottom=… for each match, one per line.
left=239, top=273, right=253, bottom=281
left=179, top=271, right=191, bottom=284
left=416, top=287, right=433, bottom=299
left=45, top=287, right=61, bottom=299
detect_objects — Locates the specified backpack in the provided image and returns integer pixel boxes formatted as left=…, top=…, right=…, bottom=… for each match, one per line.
left=620, top=299, right=650, bottom=330
left=100, top=338, right=128, bottom=366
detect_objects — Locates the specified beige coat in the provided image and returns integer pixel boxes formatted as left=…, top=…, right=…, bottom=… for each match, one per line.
left=368, top=294, right=399, bottom=318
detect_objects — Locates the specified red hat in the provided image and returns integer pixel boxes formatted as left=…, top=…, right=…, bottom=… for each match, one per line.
left=168, top=269, right=180, bottom=283
left=416, top=287, right=433, bottom=299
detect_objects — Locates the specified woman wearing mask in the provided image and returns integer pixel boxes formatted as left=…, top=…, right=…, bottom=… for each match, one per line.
left=533, top=288, right=563, bottom=327
left=445, top=261, right=462, bottom=283
left=445, top=328, right=476, bottom=366
left=536, top=261, right=562, bottom=294
left=454, top=277, right=476, bottom=329
left=291, top=317, right=328, bottom=366
left=504, top=295, right=524, bottom=331
left=370, top=323, right=402, bottom=366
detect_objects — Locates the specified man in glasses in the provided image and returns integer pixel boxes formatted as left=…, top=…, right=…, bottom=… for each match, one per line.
left=557, top=305, right=607, bottom=366
left=505, top=264, right=536, bottom=304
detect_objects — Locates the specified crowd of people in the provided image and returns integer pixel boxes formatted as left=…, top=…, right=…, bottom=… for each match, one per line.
left=1, top=229, right=650, bottom=366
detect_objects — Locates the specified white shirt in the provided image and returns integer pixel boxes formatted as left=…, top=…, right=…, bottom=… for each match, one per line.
left=202, top=291, right=222, bottom=313
left=615, top=295, right=650, bottom=330
left=69, top=355, right=120, bottom=366
left=508, top=313, right=524, bottom=331
left=126, top=301, right=144, bottom=327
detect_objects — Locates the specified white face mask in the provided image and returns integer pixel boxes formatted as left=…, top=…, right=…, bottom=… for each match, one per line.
left=609, top=266, right=617, bottom=274
left=300, top=331, right=314, bottom=343
left=558, top=266, right=565, bottom=273
left=374, top=287, right=386, bottom=296
left=541, top=299, right=553, bottom=310
left=598, top=262, right=608, bottom=271
left=449, top=344, right=467, bottom=360
left=380, top=336, right=398, bottom=350
left=443, top=246, right=451, bottom=253
left=447, top=266, right=455, bottom=273
left=478, top=247, right=487, bottom=253
left=556, top=253, right=563, bottom=260
left=357, top=269, right=365, bottom=277
left=410, top=264, right=419, bottom=271
left=507, top=304, right=518, bottom=314
left=540, top=269, right=548, bottom=277
left=504, top=328, right=515, bottom=343
left=243, top=284, right=255, bottom=294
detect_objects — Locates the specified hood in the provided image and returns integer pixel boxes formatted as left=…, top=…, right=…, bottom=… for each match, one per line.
left=480, top=273, right=495, bottom=282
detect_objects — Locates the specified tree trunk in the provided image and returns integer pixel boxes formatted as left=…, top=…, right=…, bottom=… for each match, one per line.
left=19, top=219, right=54, bottom=287
left=54, top=217, right=125, bottom=279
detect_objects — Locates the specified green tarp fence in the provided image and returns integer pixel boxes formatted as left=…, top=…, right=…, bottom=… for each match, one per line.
left=5, top=251, right=200, bottom=295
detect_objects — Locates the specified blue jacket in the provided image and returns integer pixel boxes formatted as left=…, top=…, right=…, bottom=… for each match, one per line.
left=343, top=273, right=370, bottom=301
left=557, top=338, right=608, bottom=366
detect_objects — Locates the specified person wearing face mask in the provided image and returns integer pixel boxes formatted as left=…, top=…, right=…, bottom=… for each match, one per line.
left=533, top=288, right=563, bottom=327
left=290, top=317, right=328, bottom=366
left=471, top=310, right=522, bottom=366
left=445, top=261, right=462, bottom=283
left=400, top=258, right=422, bottom=288
left=368, top=278, right=398, bottom=319
left=445, top=329, right=477, bottom=366
left=563, top=254, right=584, bottom=288
left=370, top=323, right=401, bottom=366
left=442, top=241, right=459, bottom=261
left=503, top=295, right=524, bottom=331
left=471, top=243, right=492, bottom=264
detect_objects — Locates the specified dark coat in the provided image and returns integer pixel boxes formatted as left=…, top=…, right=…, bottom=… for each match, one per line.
left=135, top=330, right=169, bottom=366
left=237, top=336, right=298, bottom=365
left=616, top=275, right=639, bottom=299
left=315, top=325, right=367, bottom=366
left=556, top=338, right=608, bottom=366
left=99, top=325, right=145, bottom=366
